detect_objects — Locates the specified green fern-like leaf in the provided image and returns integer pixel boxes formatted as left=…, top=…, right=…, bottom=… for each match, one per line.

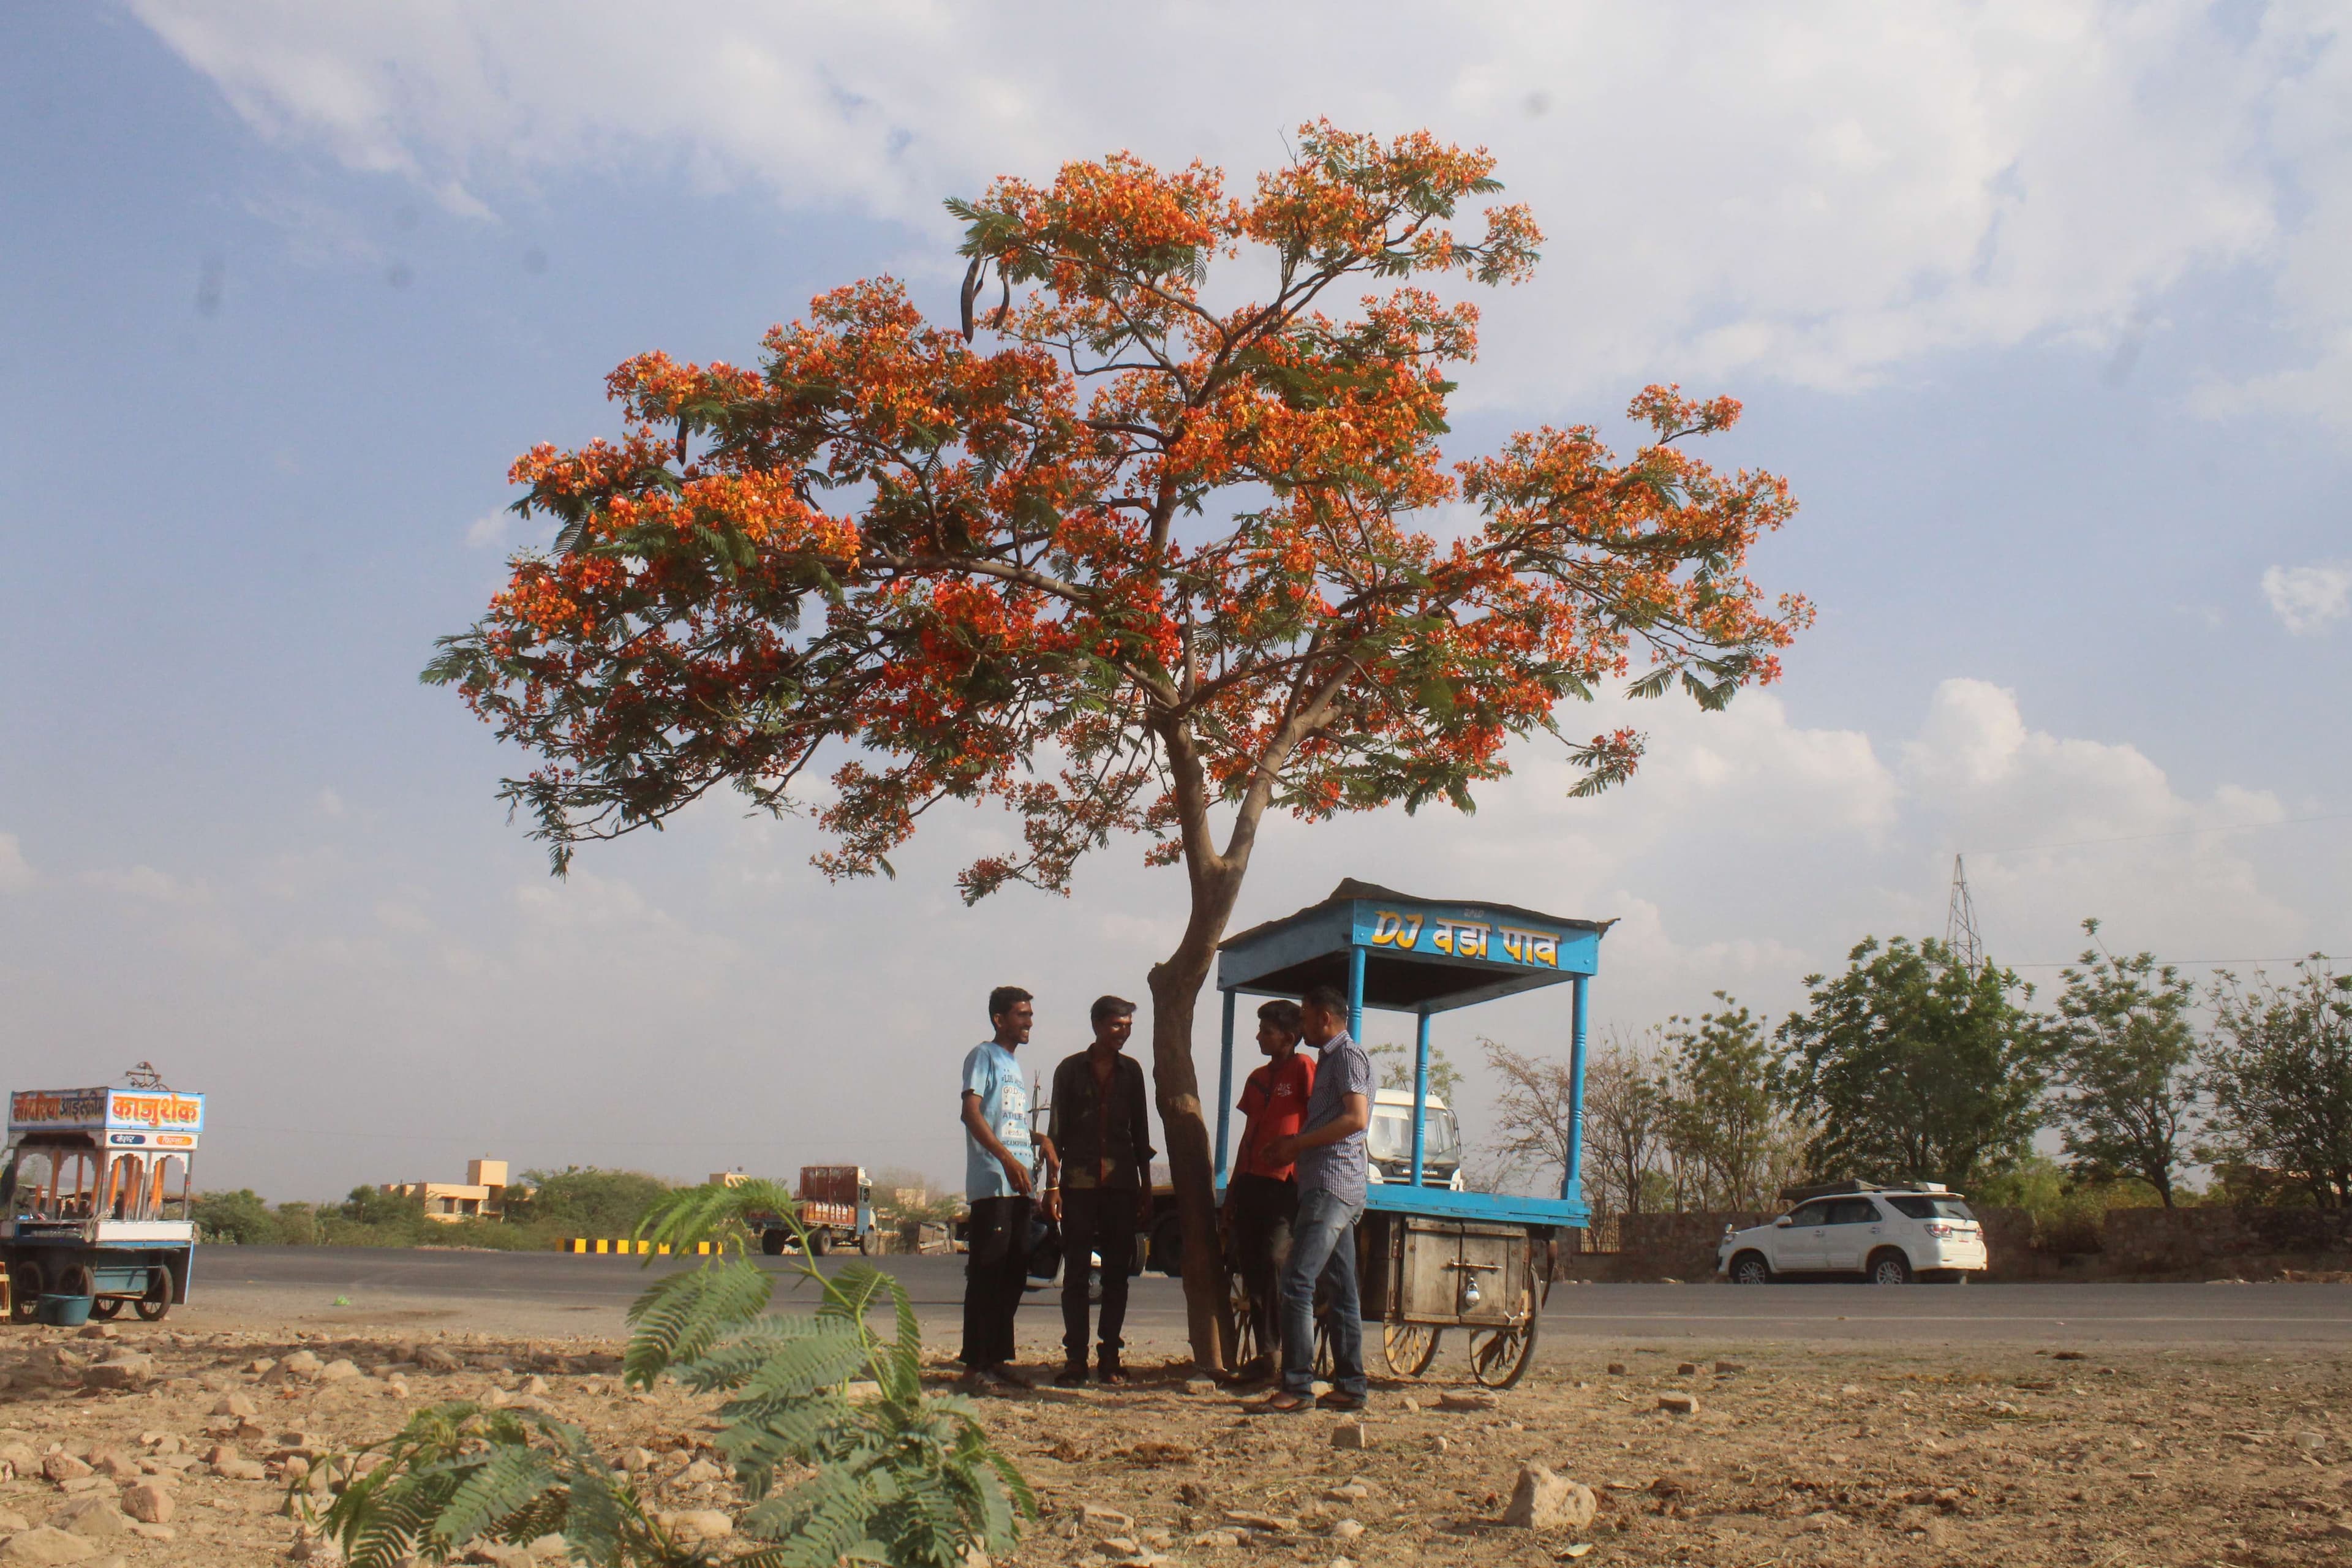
left=672, top=1313, right=858, bottom=1393
left=624, top=1257, right=774, bottom=1387
left=636, top=1177, right=799, bottom=1257
left=314, top=1174, right=1035, bottom=1568
left=429, top=1446, right=557, bottom=1553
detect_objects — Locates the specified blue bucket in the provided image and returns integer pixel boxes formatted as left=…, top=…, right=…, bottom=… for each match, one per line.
left=36, top=1294, right=94, bottom=1328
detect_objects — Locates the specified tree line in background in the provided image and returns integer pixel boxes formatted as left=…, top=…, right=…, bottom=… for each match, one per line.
left=191, top=1165, right=959, bottom=1249
left=1482, top=921, right=2352, bottom=1228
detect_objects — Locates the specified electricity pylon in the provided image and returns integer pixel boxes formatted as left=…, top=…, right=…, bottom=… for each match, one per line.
left=1945, top=854, right=1984, bottom=971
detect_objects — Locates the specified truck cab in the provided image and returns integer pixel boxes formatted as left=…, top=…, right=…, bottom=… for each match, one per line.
left=1365, top=1087, right=1466, bottom=1190
left=750, top=1166, right=873, bottom=1257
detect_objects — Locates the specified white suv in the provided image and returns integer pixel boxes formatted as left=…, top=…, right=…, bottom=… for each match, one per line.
left=1714, top=1185, right=1988, bottom=1285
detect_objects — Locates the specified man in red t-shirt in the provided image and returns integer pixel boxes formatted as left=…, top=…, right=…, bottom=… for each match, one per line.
left=1222, top=997, right=1314, bottom=1381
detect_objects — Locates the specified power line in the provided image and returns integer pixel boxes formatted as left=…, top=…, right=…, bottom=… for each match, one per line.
left=2005, top=954, right=2337, bottom=970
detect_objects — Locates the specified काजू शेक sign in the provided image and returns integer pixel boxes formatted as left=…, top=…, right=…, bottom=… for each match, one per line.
left=9, top=1087, right=206, bottom=1137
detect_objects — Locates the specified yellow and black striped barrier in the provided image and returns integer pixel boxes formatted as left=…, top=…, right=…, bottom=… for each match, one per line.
left=559, top=1239, right=722, bottom=1255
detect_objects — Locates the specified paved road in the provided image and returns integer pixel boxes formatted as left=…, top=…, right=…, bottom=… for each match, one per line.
left=184, top=1247, right=2352, bottom=1349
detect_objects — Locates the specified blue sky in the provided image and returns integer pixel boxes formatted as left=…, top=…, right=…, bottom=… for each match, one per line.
left=3, top=2, right=2347, bottom=1199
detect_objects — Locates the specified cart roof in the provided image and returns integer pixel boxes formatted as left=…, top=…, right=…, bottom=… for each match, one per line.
left=1216, top=879, right=1612, bottom=1014
left=9, top=1087, right=205, bottom=1148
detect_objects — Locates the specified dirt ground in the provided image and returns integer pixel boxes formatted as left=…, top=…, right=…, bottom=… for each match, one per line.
left=2, top=1320, right=2348, bottom=1567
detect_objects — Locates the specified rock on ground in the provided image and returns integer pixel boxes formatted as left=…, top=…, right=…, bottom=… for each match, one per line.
left=1502, top=1465, right=1597, bottom=1531
left=0, top=1528, right=98, bottom=1564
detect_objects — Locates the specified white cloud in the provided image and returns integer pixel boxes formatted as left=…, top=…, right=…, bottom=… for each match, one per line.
left=0, top=833, right=32, bottom=892
left=465, top=511, right=510, bottom=549
left=2192, top=1, right=2352, bottom=428
left=83, top=864, right=208, bottom=905
left=2261, top=561, right=2352, bottom=635
left=124, top=0, right=2329, bottom=406
left=1898, top=677, right=2301, bottom=963
left=2, top=671, right=2329, bottom=1198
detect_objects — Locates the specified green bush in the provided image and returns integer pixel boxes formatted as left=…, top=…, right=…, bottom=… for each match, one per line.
left=505, top=1167, right=673, bottom=1238
left=317, top=1187, right=439, bottom=1248
left=312, top=1183, right=1035, bottom=1567
left=1974, top=1154, right=2163, bottom=1253
left=192, top=1188, right=280, bottom=1245
left=194, top=1170, right=680, bottom=1251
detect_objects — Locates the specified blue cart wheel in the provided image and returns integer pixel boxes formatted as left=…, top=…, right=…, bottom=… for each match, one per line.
left=135, top=1264, right=175, bottom=1322
left=89, top=1296, right=124, bottom=1320
left=7, top=1259, right=40, bottom=1322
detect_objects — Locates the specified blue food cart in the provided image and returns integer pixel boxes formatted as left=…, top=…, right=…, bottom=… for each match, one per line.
left=1214, top=880, right=1608, bottom=1387
left=2, top=1086, right=202, bottom=1322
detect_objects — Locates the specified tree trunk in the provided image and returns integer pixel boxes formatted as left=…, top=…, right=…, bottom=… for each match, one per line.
left=1144, top=877, right=1249, bottom=1372
left=1145, top=954, right=1228, bottom=1371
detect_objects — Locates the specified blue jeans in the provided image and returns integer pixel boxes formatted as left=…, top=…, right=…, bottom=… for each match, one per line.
left=1280, top=1186, right=1367, bottom=1397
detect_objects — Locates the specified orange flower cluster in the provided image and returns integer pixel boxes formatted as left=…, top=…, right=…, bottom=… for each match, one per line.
left=431, top=123, right=1807, bottom=911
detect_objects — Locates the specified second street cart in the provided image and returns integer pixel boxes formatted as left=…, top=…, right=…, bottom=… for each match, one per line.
left=1213, top=880, right=1610, bottom=1387
left=2, top=1084, right=203, bottom=1323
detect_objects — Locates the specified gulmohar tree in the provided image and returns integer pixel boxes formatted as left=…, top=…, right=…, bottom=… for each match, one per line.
left=428, top=124, right=1809, bottom=1367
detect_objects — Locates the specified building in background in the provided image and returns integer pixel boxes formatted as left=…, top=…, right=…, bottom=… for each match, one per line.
left=384, top=1158, right=509, bottom=1223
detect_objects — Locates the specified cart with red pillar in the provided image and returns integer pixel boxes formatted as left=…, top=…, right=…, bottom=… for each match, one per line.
left=1213, top=880, right=1608, bottom=1387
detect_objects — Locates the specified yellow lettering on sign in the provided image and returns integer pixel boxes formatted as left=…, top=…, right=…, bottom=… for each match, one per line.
left=1368, top=910, right=1425, bottom=948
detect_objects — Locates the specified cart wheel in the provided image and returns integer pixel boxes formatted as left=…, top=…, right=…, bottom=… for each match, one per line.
left=136, top=1265, right=174, bottom=1322
left=1225, top=1271, right=1258, bottom=1371
left=8, top=1260, right=41, bottom=1323
left=1465, top=1317, right=1538, bottom=1389
left=57, top=1262, right=94, bottom=1300
left=1382, top=1320, right=1442, bottom=1378
left=89, top=1297, right=124, bottom=1321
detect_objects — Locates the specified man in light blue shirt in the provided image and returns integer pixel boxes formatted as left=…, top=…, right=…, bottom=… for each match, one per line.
left=960, top=985, right=1052, bottom=1387
left=1254, top=981, right=1373, bottom=1411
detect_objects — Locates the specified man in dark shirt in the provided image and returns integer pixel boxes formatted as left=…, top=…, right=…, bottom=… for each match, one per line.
left=1041, top=995, right=1156, bottom=1386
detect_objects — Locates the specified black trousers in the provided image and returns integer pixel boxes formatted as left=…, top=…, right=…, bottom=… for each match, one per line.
left=1058, top=1186, right=1140, bottom=1362
left=1226, top=1173, right=1297, bottom=1357
left=960, top=1194, right=1031, bottom=1369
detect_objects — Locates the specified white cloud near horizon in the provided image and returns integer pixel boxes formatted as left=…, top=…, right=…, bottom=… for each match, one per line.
left=126, top=1, right=2350, bottom=417
left=7, top=670, right=2334, bottom=1199
left=2262, top=560, right=2352, bottom=635
left=0, top=832, right=32, bottom=892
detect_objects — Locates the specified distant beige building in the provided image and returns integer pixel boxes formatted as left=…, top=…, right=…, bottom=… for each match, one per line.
left=385, top=1158, right=510, bottom=1223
